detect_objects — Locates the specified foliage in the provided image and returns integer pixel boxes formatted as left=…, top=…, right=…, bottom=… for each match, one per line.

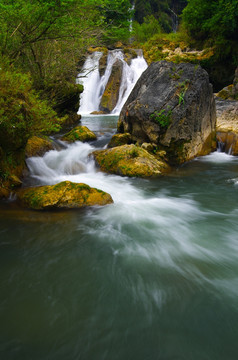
left=150, top=107, right=172, bottom=128
left=182, top=0, right=238, bottom=42
left=0, top=0, right=103, bottom=98
left=177, top=80, right=190, bottom=105
left=133, top=15, right=162, bottom=43
left=133, top=0, right=187, bottom=32
left=0, top=58, right=62, bottom=153
left=96, top=0, right=132, bottom=43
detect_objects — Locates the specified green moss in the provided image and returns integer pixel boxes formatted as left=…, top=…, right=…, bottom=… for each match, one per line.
left=61, top=126, right=97, bottom=143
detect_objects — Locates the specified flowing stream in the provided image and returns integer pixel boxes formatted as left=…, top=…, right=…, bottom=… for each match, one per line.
left=1, top=115, right=238, bottom=359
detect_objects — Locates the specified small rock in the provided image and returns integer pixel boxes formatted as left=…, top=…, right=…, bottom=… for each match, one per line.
left=61, top=126, right=97, bottom=143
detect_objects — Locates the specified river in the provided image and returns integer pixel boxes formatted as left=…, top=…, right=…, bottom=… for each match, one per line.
left=1, top=115, right=238, bottom=360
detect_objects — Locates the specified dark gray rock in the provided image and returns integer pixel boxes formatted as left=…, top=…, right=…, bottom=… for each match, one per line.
left=118, top=61, right=216, bottom=164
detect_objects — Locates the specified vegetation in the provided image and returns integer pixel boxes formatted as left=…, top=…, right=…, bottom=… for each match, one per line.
left=150, top=107, right=172, bottom=128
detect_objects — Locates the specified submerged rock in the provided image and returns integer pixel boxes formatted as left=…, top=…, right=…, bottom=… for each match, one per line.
left=118, top=61, right=216, bottom=165
left=17, top=181, right=113, bottom=210
left=93, top=144, right=170, bottom=177
left=25, top=136, right=54, bottom=158
left=216, top=98, right=238, bottom=154
left=61, top=126, right=97, bottom=143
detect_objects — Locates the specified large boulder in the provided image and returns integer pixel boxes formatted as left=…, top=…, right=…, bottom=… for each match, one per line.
left=17, top=181, right=113, bottom=210
left=93, top=144, right=170, bottom=177
left=118, top=61, right=216, bottom=164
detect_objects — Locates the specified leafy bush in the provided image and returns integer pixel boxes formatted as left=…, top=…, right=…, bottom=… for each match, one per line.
left=0, top=58, right=62, bottom=151
left=133, top=15, right=162, bottom=43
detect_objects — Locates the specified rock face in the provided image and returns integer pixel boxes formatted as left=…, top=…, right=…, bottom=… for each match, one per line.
left=216, top=98, right=238, bottom=154
left=17, top=181, right=113, bottom=210
left=61, top=126, right=97, bottom=143
left=93, top=144, right=170, bottom=177
left=118, top=61, right=216, bottom=164
left=100, top=59, right=123, bottom=113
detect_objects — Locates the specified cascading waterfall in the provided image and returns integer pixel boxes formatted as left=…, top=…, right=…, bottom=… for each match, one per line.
left=77, top=49, right=147, bottom=115
left=169, top=8, right=179, bottom=33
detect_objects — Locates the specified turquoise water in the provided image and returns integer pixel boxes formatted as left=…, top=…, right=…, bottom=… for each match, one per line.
left=1, top=116, right=238, bottom=360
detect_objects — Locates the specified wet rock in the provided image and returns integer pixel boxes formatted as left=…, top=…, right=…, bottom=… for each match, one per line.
left=216, top=98, right=238, bottom=154
left=118, top=61, right=216, bottom=165
left=61, top=126, right=97, bottom=143
left=93, top=144, right=170, bottom=177
left=25, top=136, right=54, bottom=158
left=107, top=133, right=132, bottom=148
left=17, top=181, right=113, bottom=210
left=90, top=111, right=107, bottom=115
left=100, top=59, right=123, bottom=113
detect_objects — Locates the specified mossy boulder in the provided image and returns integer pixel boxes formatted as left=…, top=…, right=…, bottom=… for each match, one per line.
left=93, top=144, right=170, bottom=177
left=17, top=181, right=113, bottom=210
left=61, top=126, right=97, bottom=143
left=25, top=136, right=54, bottom=158
left=108, top=133, right=132, bottom=148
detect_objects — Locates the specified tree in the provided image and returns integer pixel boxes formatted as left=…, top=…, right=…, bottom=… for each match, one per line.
left=0, top=0, right=103, bottom=87
left=182, top=0, right=238, bottom=41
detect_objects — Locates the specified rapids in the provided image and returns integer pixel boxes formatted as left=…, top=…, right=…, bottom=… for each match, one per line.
left=1, top=115, right=238, bottom=360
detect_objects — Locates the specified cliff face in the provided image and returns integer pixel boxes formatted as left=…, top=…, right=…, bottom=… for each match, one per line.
left=118, top=61, right=216, bottom=164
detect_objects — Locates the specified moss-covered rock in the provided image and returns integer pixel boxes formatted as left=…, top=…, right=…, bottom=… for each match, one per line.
left=61, top=126, right=97, bottom=143
left=93, top=144, right=170, bottom=177
left=108, top=133, right=132, bottom=148
left=25, top=136, right=54, bottom=158
left=17, top=181, right=113, bottom=210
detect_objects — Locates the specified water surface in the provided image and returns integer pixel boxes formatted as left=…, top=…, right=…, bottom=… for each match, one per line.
left=1, top=115, right=238, bottom=360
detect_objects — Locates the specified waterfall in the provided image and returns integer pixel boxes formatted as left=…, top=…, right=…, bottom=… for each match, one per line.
left=111, top=50, right=147, bottom=114
left=169, top=8, right=178, bottom=33
left=77, top=49, right=147, bottom=115
left=76, top=51, right=102, bottom=114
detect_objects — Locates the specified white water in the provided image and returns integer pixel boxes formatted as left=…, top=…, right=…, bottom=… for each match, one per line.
left=77, top=50, right=147, bottom=115
left=25, top=116, right=238, bottom=276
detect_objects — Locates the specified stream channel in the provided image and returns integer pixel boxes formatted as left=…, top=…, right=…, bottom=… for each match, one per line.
left=1, top=114, right=238, bottom=359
